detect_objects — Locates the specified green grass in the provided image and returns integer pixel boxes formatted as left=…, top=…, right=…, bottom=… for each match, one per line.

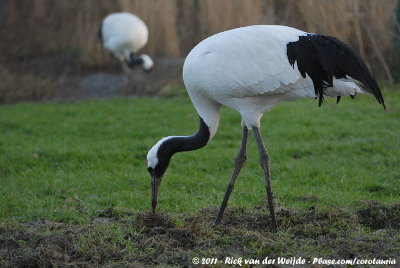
left=1, top=87, right=400, bottom=266
left=0, top=88, right=399, bottom=224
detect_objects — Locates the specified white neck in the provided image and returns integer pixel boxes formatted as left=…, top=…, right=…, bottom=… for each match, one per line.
left=139, top=54, right=153, bottom=71
left=186, top=90, right=220, bottom=142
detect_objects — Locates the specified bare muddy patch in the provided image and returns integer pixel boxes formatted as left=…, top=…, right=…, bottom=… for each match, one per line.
left=1, top=201, right=399, bottom=267
left=357, top=200, right=400, bottom=230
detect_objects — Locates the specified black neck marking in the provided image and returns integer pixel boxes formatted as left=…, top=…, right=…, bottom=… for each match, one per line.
left=287, top=34, right=385, bottom=109
left=129, top=54, right=143, bottom=66
left=153, top=116, right=210, bottom=178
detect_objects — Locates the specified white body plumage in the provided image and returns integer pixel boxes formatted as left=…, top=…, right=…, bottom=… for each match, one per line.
left=183, top=25, right=363, bottom=136
left=100, top=12, right=153, bottom=71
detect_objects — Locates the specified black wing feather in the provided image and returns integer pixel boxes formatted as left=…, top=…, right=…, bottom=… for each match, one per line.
left=287, top=34, right=385, bottom=109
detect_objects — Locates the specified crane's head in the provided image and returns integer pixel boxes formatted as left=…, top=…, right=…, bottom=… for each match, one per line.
left=146, top=137, right=174, bottom=214
left=129, top=53, right=154, bottom=72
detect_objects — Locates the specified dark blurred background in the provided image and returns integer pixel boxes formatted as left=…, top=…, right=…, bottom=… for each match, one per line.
left=0, top=0, right=399, bottom=103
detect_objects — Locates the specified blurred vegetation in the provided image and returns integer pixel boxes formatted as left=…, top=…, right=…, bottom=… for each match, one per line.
left=0, top=0, right=399, bottom=102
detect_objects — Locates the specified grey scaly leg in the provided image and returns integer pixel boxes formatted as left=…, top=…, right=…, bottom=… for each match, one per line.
left=131, top=74, right=139, bottom=96
left=121, top=61, right=139, bottom=97
left=214, top=126, right=248, bottom=225
left=121, top=61, right=131, bottom=98
left=252, top=126, right=278, bottom=232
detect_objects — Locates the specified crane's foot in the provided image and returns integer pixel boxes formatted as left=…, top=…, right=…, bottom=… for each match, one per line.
left=267, top=196, right=278, bottom=233
left=213, top=183, right=235, bottom=225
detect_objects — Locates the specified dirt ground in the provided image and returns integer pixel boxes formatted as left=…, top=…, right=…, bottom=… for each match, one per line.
left=62, top=57, right=185, bottom=100
left=1, top=201, right=399, bottom=267
left=0, top=54, right=185, bottom=103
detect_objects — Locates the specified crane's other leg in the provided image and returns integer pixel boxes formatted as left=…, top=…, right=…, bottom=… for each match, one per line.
left=214, top=126, right=248, bottom=225
left=121, top=61, right=136, bottom=98
left=131, top=74, right=139, bottom=96
left=252, top=127, right=278, bottom=232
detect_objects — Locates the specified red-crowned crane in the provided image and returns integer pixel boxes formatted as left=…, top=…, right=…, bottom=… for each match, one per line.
left=146, top=25, right=385, bottom=232
left=100, top=12, right=153, bottom=96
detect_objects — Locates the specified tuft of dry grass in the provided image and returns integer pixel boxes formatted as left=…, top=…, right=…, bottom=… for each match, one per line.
left=0, top=66, right=62, bottom=103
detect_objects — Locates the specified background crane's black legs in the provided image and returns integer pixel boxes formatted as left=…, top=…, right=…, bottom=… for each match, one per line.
left=121, top=61, right=138, bottom=98
left=252, top=127, right=278, bottom=232
left=214, top=126, right=248, bottom=225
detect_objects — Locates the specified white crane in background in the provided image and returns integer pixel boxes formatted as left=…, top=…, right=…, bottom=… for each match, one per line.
left=100, top=12, right=153, bottom=96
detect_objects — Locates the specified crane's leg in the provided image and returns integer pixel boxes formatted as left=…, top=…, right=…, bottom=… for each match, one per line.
left=121, top=61, right=131, bottom=98
left=252, top=127, right=278, bottom=232
left=121, top=61, right=137, bottom=98
left=131, top=74, right=139, bottom=96
left=214, top=126, right=248, bottom=225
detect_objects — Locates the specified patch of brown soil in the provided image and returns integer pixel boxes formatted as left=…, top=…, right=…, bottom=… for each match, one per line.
left=1, top=202, right=400, bottom=267
left=135, top=211, right=175, bottom=229
left=356, top=200, right=400, bottom=230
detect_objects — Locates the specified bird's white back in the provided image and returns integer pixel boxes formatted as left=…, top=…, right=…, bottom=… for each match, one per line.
left=183, top=25, right=378, bottom=128
left=101, top=12, right=149, bottom=61
left=183, top=25, right=316, bottom=128
left=184, top=25, right=309, bottom=97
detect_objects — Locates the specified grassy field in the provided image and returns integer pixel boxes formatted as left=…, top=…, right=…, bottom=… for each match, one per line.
left=1, top=87, right=400, bottom=266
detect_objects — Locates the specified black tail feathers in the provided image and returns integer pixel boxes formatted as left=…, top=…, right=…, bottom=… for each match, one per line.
left=287, top=34, right=385, bottom=109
